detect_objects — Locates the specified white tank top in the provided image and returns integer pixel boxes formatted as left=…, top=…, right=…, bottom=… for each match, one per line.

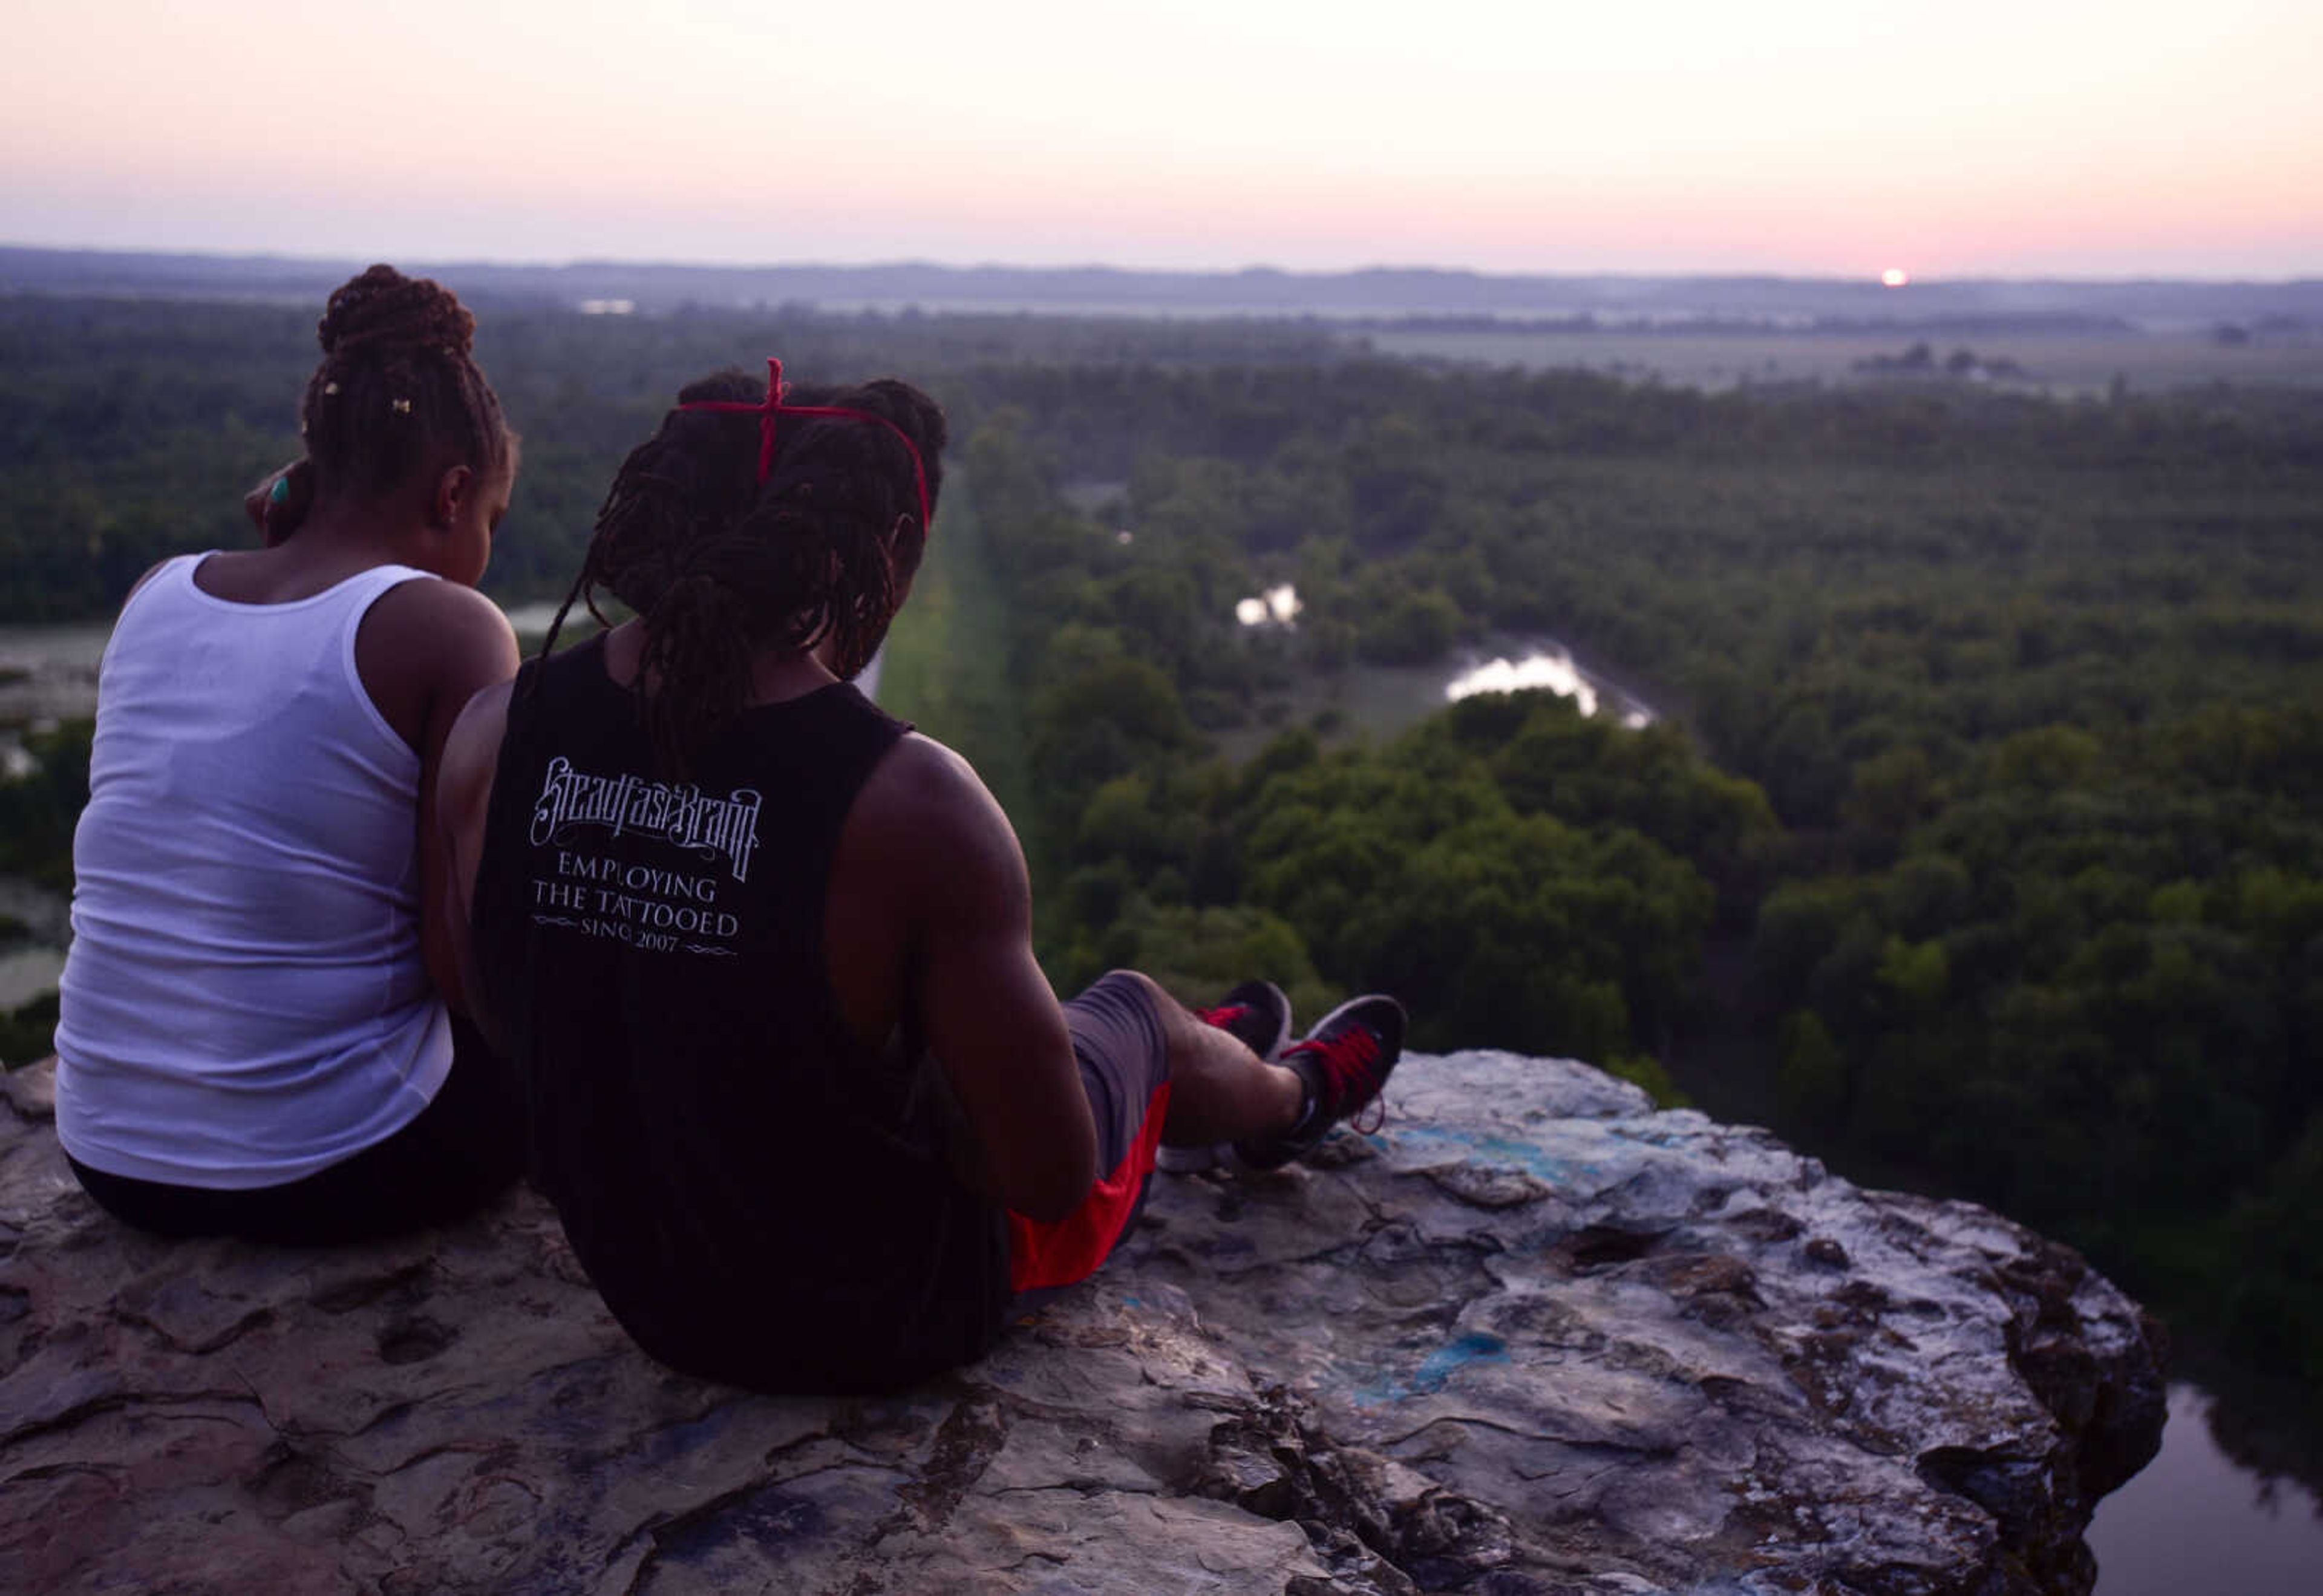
left=56, top=554, right=454, bottom=1188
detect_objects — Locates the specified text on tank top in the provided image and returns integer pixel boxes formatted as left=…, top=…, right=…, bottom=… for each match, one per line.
left=469, top=636, right=1009, bottom=1393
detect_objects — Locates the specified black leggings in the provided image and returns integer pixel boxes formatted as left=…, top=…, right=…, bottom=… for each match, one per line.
left=66, top=1017, right=526, bottom=1245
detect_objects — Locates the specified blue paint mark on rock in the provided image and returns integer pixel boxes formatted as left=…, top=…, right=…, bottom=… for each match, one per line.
left=1356, top=1331, right=1512, bottom=1407
left=1413, top=1332, right=1510, bottom=1394
left=1391, top=1122, right=1604, bottom=1188
left=1607, top=1123, right=1696, bottom=1151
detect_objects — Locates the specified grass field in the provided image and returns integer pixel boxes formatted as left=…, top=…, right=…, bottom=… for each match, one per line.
left=875, top=468, right=1032, bottom=825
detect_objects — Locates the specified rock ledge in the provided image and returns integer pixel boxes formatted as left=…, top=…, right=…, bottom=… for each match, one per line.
left=0, top=1051, right=2165, bottom=1594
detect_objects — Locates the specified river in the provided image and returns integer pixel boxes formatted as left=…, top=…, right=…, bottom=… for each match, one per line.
left=2088, top=1385, right=2323, bottom=1595
left=0, top=620, right=102, bottom=1024
left=0, top=618, right=112, bottom=776
left=1444, top=642, right=1656, bottom=728
left=0, top=865, right=68, bottom=1012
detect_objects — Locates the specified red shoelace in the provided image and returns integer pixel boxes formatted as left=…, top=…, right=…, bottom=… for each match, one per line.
left=1286, top=1027, right=1388, bottom=1134
left=1196, top=1002, right=1250, bottom=1030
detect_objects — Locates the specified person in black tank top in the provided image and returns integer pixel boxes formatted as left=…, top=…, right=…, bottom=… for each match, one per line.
left=440, top=363, right=1407, bottom=1395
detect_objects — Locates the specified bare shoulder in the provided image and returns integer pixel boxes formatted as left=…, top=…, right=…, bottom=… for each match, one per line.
left=364, top=579, right=519, bottom=697
left=352, top=579, right=518, bottom=757
left=371, top=577, right=518, bottom=651
left=851, top=733, right=1028, bottom=901
left=856, top=733, right=1010, bottom=837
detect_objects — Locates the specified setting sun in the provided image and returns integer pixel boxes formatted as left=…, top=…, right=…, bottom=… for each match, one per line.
left=1881, top=267, right=1911, bottom=288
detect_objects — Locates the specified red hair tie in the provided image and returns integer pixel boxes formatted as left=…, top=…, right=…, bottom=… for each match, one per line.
left=676, top=357, right=932, bottom=535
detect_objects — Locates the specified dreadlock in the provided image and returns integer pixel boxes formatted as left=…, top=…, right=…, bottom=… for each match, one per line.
left=301, top=265, right=512, bottom=500
left=544, top=367, right=946, bottom=776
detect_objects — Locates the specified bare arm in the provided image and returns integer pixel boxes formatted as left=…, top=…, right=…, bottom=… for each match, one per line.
left=437, top=678, right=515, bottom=1048
left=354, top=581, right=520, bottom=1018
left=415, top=601, right=518, bottom=1016
left=838, top=736, right=1099, bottom=1222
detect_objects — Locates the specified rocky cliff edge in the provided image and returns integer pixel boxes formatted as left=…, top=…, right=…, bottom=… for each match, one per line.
left=0, top=1051, right=2165, bottom=1595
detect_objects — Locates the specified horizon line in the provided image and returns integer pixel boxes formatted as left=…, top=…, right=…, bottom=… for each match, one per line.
left=4, top=240, right=2318, bottom=291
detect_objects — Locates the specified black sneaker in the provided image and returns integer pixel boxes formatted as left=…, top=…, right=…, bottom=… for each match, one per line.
left=1158, top=981, right=1296, bottom=1174
left=1197, top=980, right=1293, bottom=1062
left=1232, top=994, right=1407, bottom=1172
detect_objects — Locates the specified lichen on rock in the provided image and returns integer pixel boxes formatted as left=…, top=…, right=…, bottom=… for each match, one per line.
left=0, top=1050, right=2165, bottom=1594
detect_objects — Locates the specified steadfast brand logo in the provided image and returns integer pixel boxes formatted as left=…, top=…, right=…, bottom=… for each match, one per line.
left=529, top=756, right=762, bottom=883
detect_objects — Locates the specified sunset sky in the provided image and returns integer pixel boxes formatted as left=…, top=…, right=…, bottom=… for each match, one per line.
left=3, top=1, right=2316, bottom=278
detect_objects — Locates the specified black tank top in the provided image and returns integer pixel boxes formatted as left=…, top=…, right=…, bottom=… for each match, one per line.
left=472, top=637, right=1009, bottom=1393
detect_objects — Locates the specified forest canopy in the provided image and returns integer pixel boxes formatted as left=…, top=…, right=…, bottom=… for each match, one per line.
left=3, top=293, right=2319, bottom=1439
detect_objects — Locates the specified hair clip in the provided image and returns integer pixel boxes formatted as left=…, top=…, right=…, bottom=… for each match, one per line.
left=391, top=397, right=411, bottom=414
left=323, top=381, right=340, bottom=396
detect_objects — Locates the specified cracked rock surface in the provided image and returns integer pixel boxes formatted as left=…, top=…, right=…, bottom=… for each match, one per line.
left=0, top=1051, right=2163, bottom=1594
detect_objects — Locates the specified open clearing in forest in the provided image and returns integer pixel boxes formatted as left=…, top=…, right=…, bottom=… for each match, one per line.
left=876, top=469, right=1031, bottom=823
left=1209, top=657, right=1462, bottom=765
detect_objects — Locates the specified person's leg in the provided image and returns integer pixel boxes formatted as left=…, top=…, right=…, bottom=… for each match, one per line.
left=1158, top=980, right=1409, bottom=1171
left=1003, top=970, right=1169, bottom=1304
left=1002, top=972, right=1405, bottom=1316
left=1004, top=969, right=1298, bottom=1306
left=1229, top=992, right=1410, bottom=1172
left=260, top=1013, right=525, bottom=1241
left=1135, top=975, right=1307, bottom=1147
left=67, top=1156, right=247, bottom=1237
left=64, top=1016, right=525, bottom=1245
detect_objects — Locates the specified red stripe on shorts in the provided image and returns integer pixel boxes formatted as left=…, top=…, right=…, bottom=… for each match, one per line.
left=1006, top=1080, right=1172, bottom=1294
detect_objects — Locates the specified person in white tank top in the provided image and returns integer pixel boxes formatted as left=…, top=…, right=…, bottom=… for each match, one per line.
left=53, top=265, right=528, bottom=1243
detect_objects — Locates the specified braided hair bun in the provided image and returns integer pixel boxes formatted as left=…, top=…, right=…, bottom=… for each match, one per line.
left=316, top=264, right=475, bottom=359
left=299, top=264, right=508, bottom=502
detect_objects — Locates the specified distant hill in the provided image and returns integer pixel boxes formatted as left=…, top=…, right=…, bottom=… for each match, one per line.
left=2, top=246, right=2318, bottom=332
